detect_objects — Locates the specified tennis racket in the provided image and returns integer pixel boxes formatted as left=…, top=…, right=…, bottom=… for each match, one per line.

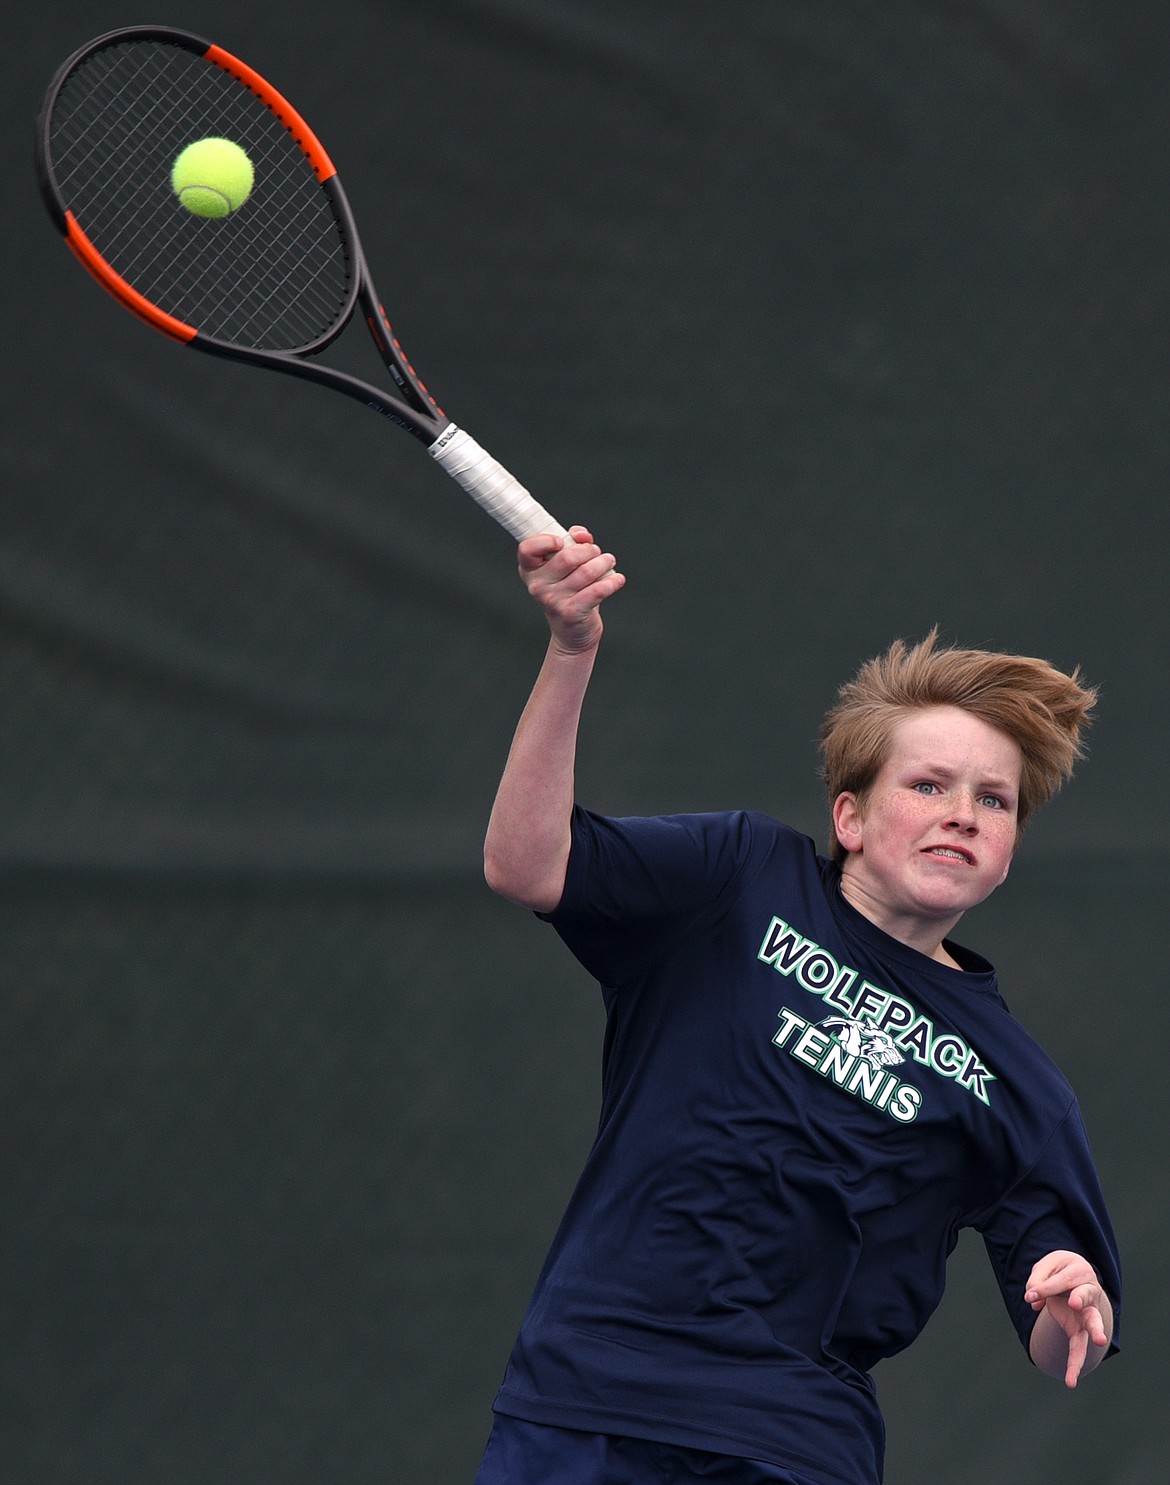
left=34, top=24, right=568, bottom=543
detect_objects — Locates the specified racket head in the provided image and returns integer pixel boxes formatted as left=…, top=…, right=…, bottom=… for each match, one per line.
left=35, top=25, right=360, bottom=357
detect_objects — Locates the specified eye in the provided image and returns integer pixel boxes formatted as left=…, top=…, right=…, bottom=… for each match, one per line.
left=912, top=781, right=938, bottom=795
left=979, top=793, right=1008, bottom=811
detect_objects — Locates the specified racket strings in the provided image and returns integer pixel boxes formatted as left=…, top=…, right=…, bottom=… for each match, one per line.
left=47, top=40, right=354, bottom=351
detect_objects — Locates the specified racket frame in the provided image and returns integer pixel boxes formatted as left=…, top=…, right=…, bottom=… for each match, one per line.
left=35, top=24, right=569, bottom=541
left=35, top=25, right=445, bottom=443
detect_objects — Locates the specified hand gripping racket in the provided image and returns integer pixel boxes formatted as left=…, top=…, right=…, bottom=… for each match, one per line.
left=34, top=25, right=568, bottom=544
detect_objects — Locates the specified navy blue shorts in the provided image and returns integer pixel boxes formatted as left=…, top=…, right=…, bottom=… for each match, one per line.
left=474, top=1416, right=818, bottom=1484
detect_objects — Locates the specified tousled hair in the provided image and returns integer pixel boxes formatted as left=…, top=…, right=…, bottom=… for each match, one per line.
left=819, top=629, right=1096, bottom=865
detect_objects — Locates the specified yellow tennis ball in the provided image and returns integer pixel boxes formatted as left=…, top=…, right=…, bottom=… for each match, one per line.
left=171, top=138, right=254, bottom=219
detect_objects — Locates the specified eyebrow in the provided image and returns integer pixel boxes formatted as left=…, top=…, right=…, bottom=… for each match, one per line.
left=900, top=758, right=1019, bottom=794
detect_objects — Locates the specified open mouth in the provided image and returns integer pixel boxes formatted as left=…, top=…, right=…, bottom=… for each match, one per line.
left=924, top=846, right=974, bottom=864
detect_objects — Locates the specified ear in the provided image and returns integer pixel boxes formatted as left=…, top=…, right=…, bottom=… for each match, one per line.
left=832, top=792, right=864, bottom=856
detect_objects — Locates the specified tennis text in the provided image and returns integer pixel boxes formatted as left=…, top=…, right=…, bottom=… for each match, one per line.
left=772, top=1006, right=923, bottom=1122
left=758, top=916, right=996, bottom=1105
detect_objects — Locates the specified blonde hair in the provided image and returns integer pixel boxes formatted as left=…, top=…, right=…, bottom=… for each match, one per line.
left=819, top=630, right=1096, bottom=864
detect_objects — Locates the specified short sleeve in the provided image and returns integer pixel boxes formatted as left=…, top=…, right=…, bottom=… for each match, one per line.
left=540, top=807, right=760, bottom=988
left=976, top=1102, right=1122, bottom=1359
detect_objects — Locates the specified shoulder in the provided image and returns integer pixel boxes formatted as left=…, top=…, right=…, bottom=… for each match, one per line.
left=567, top=807, right=819, bottom=875
left=552, top=807, right=823, bottom=928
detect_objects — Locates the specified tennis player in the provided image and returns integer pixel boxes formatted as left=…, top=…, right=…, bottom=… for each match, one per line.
left=475, top=527, right=1120, bottom=1485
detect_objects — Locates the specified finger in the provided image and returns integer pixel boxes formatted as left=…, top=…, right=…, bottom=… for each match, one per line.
left=540, top=540, right=609, bottom=582
left=1065, top=1326, right=1088, bottom=1389
left=1025, top=1256, right=1094, bottom=1302
left=525, top=549, right=602, bottom=602
left=534, top=556, right=620, bottom=612
left=546, top=567, right=625, bottom=625
left=559, top=549, right=620, bottom=589
left=1080, top=1304, right=1108, bottom=1349
left=517, top=532, right=567, bottom=570
left=578, top=567, right=625, bottom=604
left=1026, top=1251, right=1074, bottom=1287
left=1070, top=1279, right=1104, bottom=1309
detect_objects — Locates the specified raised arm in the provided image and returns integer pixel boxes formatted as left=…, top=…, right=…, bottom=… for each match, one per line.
left=483, top=526, right=625, bottom=913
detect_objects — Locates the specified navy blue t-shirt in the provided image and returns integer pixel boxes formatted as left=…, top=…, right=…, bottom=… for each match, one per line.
left=492, top=810, right=1121, bottom=1485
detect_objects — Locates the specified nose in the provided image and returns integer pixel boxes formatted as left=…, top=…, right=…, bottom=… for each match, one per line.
left=945, top=792, right=979, bottom=833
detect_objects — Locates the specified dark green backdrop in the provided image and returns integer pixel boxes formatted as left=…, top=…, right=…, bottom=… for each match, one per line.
left=4, top=3, right=1163, bottom=1481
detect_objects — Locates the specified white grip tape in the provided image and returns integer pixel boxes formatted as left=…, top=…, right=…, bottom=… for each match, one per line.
left=428, top=425, right=567, bottom=541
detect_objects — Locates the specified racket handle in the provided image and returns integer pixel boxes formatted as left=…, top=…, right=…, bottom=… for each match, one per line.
left=429, top=424, right=568, bottom=542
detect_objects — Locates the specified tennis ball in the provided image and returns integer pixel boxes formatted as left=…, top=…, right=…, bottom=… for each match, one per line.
left=171, top=138, right=254, bottom=219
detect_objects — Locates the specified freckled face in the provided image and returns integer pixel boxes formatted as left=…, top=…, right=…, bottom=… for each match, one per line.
left=833, top=705, right=1022, bottom=944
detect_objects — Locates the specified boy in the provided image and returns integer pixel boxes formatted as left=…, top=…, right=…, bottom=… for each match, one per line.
left=476, top=528, right=1120, bottom=1485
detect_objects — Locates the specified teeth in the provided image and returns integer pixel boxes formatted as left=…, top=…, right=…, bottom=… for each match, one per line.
left=931, top=848, right=966, bottom=860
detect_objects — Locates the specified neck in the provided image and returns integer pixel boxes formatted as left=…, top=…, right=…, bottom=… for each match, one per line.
left=838, top=869, right=965, bottom=968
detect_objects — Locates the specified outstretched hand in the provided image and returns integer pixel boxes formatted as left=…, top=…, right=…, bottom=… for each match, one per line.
left=1025, top=1249, right=1113, bottom=1388
left=519, top=526, right=624, bottom=654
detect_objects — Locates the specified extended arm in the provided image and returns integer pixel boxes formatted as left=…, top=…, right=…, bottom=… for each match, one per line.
left=482, top=527, right=624, bottom=913
left=1026, top=1249, right=1115, bottom=1388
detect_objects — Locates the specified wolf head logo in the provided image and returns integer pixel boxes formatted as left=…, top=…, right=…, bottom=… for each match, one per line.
left=819, top=1015, right=904, bottom=1069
